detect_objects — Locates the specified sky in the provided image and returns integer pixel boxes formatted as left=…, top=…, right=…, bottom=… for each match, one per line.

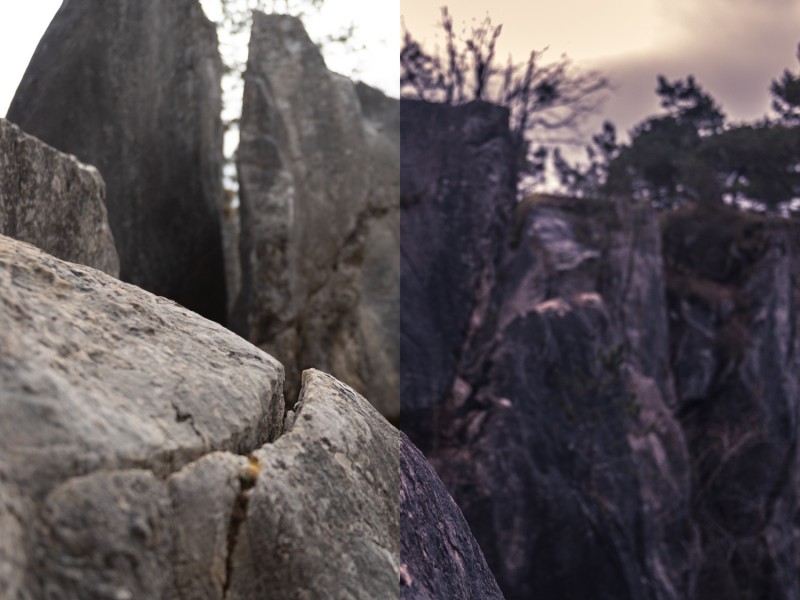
left=0, top=0, right=399, bottom=118
left=3, top=1, right=798, bottom=142
left=402, top=0, right=800, bottom=141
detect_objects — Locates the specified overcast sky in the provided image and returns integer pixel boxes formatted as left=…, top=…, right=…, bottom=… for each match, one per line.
left=0, top=0, right=398, bottom=118
left=402, top=0, right=800, bottom=140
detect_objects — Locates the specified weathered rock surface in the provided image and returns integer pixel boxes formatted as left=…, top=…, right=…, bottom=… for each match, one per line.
left=225, top=369, right=400, bottom=599
left=0, top=233, right=283, bottom=596
left=663, top=208, right=800, bottom=598
left=7, top=0, right=227, bottom=323
left=401, top=98, right=800, bottom=600
left=0, top=235, right=411, bottom=599
left=400, top=432, right=503, bottom=599
left=400, top=100, right=696, bottom=599
left=400, top=100, right=515, bottom=443
left=0, top=234, right=285, bottom=504
left=0, top=118, right=119, bottom=277
left=234, top=13, right=399, bottom=419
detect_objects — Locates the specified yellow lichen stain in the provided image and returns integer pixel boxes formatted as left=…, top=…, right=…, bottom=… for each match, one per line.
left=239, top=455, right=261, bottom=488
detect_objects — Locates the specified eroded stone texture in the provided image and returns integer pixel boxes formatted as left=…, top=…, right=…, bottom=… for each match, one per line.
left=37, top=470, right=172, bottom=599
left=663, top=208, right=800, bottom=598
left=400, top=99, right=515, bottom=444
left=0, top=234, right=284, bottom=507
left=0, top=475, right=26, bottom=600
left=400, top=100, right=697, bottom=599
left=225, top=369, right=400, bottom=599
left=7, top=0, right=227, bottom=323
left=234, top=13, right=399, bottom=419
left=0, top=118, right=119, bottom=277
left=400, top=432, right=503, bottom=600
left=0, top=234, right=409, bottom=598
left=168, top=452, right=249, bottom=600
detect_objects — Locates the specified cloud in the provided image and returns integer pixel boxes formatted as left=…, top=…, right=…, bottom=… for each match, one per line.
left=584, top=0, right=800, bottom=136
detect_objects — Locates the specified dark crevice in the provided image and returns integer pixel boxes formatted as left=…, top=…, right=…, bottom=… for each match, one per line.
left=171, top=401, right=202, bottom=439
left=222, top=457, right=260, bottom=597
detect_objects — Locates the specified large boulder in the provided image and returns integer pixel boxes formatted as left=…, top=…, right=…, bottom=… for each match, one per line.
left=0, top=234, right=410, bottom=599
left=0, top=233, right=285, bottom=506
left=0, top=118, right=119, bottom=277
left=234, top=13, right=399, bottom=419
left=7, top=0, right=227, bottom=323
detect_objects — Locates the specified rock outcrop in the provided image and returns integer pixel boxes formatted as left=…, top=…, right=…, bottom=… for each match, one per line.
left=0, top=234, right=409, bottom=599
left=663, top=208, right=800, bottom=598
left=400, top=100, right=515, bottom=443
left=400, top=100, right=697, bottom=599
left=7, top=0, right=227, bottom=323
left=0, top=118, right=119, bottom=277
left=400, top=432, right=504, bottom=599
left=234, top=13, right=399, bottom=419
left=401, top=98, right=800, bottom=600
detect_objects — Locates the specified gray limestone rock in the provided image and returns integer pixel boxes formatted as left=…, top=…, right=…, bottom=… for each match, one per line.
left=0, top=118, right=119, bottom=277
left=225, top=369, right=400, bottom=599
left=0, top=236, right=412, bottom=600
left=167, top=452, right=249, bottom=600
left=37, top=469, right=173, bottom=599
left=0, top=234, right=284, bottom=507
left=7, top=0, right=227, bottom=323
left=0, top=236, right=412, bottom=599
left=234, top=13, right=399, bottom=420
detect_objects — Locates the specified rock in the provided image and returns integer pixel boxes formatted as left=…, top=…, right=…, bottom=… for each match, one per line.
left=0, top=233, right=284, bottom=507
left=168, top=452, right=248, bottom=600
left=234, top=13, right=399, bottom=419
left=400, top=432, right=503, bottom=599
left=507, top=194, right=697, bottom=598
left=0, top=118, right=119, bottom=277
left=663, top=207, right=800, bottom=597
left=0, top=235, right=411, bottom=599
left=225, top=369, right=400, bottom=599
left=7, top=0, right=227, bottom=323
left=37, top=469, right=173, bottom=599
left=400, top=100, right=697, bottom=599
left=400, top=99, right=515, bottom=444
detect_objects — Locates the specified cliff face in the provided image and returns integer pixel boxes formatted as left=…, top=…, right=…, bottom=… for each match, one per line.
left=400, top=100, right=515, bottom=444
left=663, top=210, right=800, bottom=597
left=235, top=13, right=399, bottom=419
left=7, top=0, right=227, bottom=323
left=401, top=99, right=800, bottom=599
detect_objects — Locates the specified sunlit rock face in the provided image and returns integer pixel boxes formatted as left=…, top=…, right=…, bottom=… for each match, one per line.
left=234, top=13, right=399, bottom=420
left=7, top=0, right=227, bottom=323
left=0, top=118, right=119, bottom=277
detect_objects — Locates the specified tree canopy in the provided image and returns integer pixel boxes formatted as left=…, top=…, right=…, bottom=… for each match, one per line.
left=556, top=48, right=800, bottom=216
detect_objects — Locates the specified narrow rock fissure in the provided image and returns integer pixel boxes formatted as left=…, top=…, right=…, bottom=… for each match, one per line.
left=223, top=456, right=260, bottom=598
left=172, top=402, right=202, bottom=440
